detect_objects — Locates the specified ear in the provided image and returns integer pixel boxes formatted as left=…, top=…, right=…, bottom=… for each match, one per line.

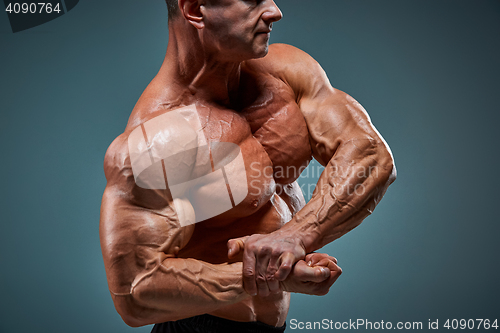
left=179, top=0, right=205, bottom=29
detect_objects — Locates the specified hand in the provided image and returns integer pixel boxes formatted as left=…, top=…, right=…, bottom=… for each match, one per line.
left=227, top=231, right=306, bottom=297
left=281, top=253, right=342, bottom=296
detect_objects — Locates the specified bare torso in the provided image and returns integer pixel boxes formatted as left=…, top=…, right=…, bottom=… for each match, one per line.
left=101, top=40, right=394, bottom=328
left=120, top=57, right=312, bottom=326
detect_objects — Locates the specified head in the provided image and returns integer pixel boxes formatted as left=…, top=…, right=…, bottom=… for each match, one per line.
left=167, top=0, right=283, bottom=61
left=166, top=0, right=180, bottom=20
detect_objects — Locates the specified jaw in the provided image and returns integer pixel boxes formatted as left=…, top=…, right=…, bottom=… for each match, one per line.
left=253, top=34, right=271, bottom=58
left=232, top=33, right=271, bottom=60
left=211, top=40, right=270, bottom=62
left=252, top=45, right=269, bottom=59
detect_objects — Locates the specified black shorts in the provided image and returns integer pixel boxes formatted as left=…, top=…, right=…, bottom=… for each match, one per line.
left=151, top=314, right=287, bottom=333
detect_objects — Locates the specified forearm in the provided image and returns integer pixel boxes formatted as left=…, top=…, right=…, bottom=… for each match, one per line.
left=283, top=136, right=396, bottom=252
left=115, top=258, right=249, bottom=327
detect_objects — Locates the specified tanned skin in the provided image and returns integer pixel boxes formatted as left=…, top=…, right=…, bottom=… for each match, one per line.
left=100, top=0, right=396, bottom=328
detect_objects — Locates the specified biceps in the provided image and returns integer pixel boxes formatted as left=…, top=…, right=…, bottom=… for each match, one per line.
left=301, top=88, right=381, bottom=165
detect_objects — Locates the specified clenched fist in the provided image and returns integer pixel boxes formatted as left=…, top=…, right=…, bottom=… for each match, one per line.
left=281, top=252, right=342, bottom=296
left=228, top=234, right=341, bottom=297
left=228, top=231, right=306, bottom=296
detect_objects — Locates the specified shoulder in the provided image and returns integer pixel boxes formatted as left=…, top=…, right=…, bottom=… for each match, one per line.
left=103, top=132, right=135, bottom=190
left=246, top=43, right=330, bottom=97
left=104, top=108, right=200, bottom=194
left=267, top=43, right=318, bottom=66
left=250, top=44, right=317, bottom=67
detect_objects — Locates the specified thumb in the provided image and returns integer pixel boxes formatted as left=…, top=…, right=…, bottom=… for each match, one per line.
left=227, top=236, right=248, bottom=259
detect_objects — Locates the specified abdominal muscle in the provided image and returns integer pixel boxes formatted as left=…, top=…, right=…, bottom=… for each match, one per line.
left=177, top=188, right=301, bottom=327
left=209, top=287, right=291, bottom=327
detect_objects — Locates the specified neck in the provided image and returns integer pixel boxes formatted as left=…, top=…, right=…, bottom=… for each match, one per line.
left=158, top=20, right=243, bottom=106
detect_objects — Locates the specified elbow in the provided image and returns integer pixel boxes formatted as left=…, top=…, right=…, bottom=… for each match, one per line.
left=112, top=293, right=159, bottom=328
left=121, top=314, right=146, bottom=328
left=114, top=301, right=147, bottom=328
left=351, top=135, right=396, bottom=187
left=366, top=146, right=395, bottom=209
left=383, top=151, right=397, bottom=185
left=378, top=145, right=396, bottom=188
left=117, top=283, right=178, bottom=327
left=388, top=160, right=397, bottom=185
left=113, top=297, right=148, bottom=328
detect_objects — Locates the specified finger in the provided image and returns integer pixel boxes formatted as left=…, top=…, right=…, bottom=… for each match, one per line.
left=316, top=255, right=338, bottom=264
left=304, top=252, right=316, bottom=263
left=305, top=253, right=331, bottom=267
left=242, top=248, right=258, bottom=296
left=327, top=259, right=341, bottom=272
left=308, top=255, right=324, bottom=266
left=256, top=246, right=272, bottom=297
left=294, top=261, right=330, bottom=283
left=315, top=258, right=335, bottom=269
left=275, top=252, right=295, bottom=281
left=266, top=251, right=281, bottom=293
left=324, top=262, right=342, bottom=286
left=227, top=236, right=248, bottom=259
left=305, top=252, right=317, bottom=265
left=314, top=263, right=342, bottom=296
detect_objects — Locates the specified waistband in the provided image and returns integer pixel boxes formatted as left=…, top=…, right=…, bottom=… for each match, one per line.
left=151, top=314, right=287, bottom=333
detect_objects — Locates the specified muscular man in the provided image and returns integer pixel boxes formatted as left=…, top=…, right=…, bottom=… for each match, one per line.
left=100, top=0, right=396, bottom=332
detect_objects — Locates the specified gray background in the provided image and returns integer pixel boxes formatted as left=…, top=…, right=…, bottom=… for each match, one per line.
left=1, top=0, right=499, bottom=332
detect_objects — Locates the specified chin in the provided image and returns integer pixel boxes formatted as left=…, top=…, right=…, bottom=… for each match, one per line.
left=253, top=44, right=270, bottom=59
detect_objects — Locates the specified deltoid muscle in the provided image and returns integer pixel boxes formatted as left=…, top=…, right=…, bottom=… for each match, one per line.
left=128, top=105, right=248, bottom=227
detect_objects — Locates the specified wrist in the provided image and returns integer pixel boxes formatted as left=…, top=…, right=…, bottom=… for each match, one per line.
left=281, top=217, right=319, bottom=254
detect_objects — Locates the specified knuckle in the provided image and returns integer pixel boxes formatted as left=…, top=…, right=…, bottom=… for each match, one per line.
left=265, top=273, right=276, bottom=281
left=259, top=245, right=272, bottom=255
left=243, top=268, right=254, bottom=278
left=247, top=243, right=257, bottom=252
left=280, top=262, right=292, bottom=270
left=279, top=266, right=291, bottom=276
left=256, top=275, right=267, bottom=283
left=266, top=266, right=277, bottom=275
left=271, top=249, right=281, bottom=258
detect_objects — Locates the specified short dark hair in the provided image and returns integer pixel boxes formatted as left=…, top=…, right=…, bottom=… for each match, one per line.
left=165, top=0, right=179, bottom=19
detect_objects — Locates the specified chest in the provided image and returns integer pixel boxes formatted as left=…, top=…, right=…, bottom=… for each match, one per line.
left=195, top=82, right=312, bottom=185
left=238, top=74, right=312, bottom=184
